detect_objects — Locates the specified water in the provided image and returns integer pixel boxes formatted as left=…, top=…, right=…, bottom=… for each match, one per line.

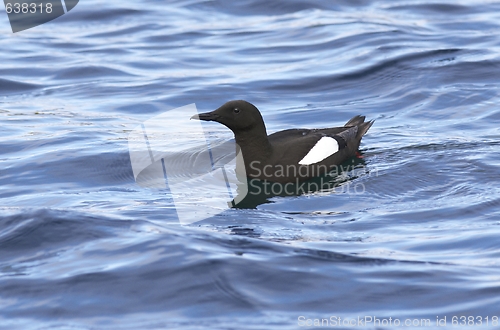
left=1, top=0, right=500, bottom=328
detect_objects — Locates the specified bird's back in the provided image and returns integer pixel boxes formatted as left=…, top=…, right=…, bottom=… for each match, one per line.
left=253, top=116, right=373, bottom=183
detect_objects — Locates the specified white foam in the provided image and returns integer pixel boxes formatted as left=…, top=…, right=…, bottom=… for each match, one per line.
left=298, top=136, right=339, bottom=165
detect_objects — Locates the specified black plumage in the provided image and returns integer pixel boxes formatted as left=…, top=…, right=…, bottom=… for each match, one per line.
left=192, top=100, right=373, bottom=183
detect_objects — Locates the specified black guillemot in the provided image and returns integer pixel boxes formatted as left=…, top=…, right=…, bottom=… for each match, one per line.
left=192, top=100, right=374, bottom=184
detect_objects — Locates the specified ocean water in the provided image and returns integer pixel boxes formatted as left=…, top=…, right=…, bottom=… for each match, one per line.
left=1, top=0, right=500, bottom=329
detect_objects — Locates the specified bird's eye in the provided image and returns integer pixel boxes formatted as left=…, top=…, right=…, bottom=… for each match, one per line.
left=233, top=108, right=240, bottom=114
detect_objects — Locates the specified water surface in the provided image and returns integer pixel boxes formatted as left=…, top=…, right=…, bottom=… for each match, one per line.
left=1, top=0, right=500, bottom=329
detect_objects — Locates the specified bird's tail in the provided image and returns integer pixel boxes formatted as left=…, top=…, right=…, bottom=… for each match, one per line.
left=345, top=115, right=374, bottom=139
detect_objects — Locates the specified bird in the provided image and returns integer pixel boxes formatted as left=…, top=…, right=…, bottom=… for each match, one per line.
left=191, top=100, right=373, bottom=184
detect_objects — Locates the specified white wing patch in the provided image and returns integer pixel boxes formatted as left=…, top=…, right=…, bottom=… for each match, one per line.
left=298, top=136, right=339, bottom=165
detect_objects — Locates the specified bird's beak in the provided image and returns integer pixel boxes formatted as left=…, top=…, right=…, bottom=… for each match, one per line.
left=190, top=111, right=220, bottom=122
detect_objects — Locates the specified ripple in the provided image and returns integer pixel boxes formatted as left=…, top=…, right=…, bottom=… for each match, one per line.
left=0, top=79, right=40, bottom=95
left=53, top=65, right=135, bottom=80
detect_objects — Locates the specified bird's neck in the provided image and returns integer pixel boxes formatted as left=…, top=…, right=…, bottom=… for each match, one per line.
left=234, top=125, right=272, bottom=163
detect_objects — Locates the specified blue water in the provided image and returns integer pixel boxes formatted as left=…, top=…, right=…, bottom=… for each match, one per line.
left=1, top=0, right=500, bottom=329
